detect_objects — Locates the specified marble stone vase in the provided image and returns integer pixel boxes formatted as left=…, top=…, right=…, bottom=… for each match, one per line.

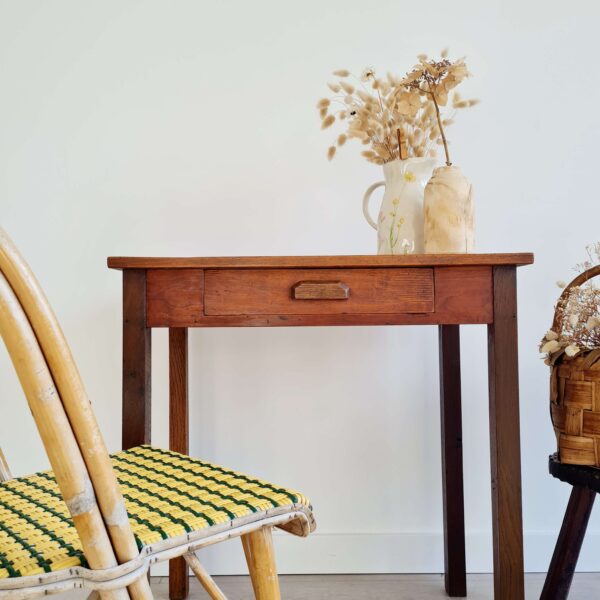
left=423, top=165, right=474, bottom=253
left=362, top=157, right=437, bottom=255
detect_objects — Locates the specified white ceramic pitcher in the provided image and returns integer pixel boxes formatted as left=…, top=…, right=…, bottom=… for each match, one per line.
left=362, top=157, right=438, bottom=254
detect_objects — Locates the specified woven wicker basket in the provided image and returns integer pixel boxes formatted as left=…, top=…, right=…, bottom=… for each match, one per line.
left=550, top=265, right=600, bottom=466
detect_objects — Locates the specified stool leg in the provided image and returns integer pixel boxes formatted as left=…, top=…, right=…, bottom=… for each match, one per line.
left=541, top=485, right=596, bottom=600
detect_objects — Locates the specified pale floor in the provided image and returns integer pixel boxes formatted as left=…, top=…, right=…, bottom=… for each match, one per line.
left=144, top=573, right=598, bottom=599
left=53, top=574, right=600, bottom=599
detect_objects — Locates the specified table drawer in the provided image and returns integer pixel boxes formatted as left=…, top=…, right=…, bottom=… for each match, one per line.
left=204, top=268, right=434, bottom=315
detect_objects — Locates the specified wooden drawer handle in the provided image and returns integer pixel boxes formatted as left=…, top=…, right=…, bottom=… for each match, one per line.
left=292, top=280, right=350, bottom=300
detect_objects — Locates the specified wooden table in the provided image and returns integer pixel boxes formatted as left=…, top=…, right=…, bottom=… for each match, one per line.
left=108, top=254, right=534, bottom=600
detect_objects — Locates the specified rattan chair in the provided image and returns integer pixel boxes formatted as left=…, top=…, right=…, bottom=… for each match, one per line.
left=0, top=229, right=315, bottom=600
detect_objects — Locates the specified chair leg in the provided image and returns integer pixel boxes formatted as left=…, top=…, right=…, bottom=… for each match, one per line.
left=93, top=584, right=152, bottom=600
left=541, top=485, right=596, bottom=600
left=241, top=527, right=281, bottom=600
left=99, top=591, right=130, bottom=600
left=185, top=552, right=228, bottom=600
left=130, top=575, right=155, bottom=600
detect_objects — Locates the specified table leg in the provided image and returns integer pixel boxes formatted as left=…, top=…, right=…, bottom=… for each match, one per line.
left=169, top=328, right=189, bottom=600
left=439, top=325, right=467, bottom=597
left=487, top=266, right=524, bottom=599
left=122, top=270, right=151, bottom=449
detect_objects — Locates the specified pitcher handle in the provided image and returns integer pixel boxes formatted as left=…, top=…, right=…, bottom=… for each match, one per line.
left=362, top=181, right=385, bottom=230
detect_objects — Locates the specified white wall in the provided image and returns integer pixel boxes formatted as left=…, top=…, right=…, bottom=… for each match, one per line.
left=0, top=0, right=599, bottom=576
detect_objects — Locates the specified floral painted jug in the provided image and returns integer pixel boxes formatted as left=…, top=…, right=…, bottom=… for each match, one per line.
left=362, top=157, right=437, bottom=254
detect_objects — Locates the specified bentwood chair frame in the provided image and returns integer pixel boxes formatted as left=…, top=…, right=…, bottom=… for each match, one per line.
left=0, top=229, right=314, bottom=600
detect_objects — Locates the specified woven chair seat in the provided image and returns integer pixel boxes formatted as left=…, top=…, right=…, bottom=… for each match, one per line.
left=0, top=445, right=312, bottom=580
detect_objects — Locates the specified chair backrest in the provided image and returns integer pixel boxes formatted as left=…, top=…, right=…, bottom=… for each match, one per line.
left=0, top=269, right=119, bottom=572
left=0, top=230, right=151, bottom=600
left=0, top=448, right=11, bottom=481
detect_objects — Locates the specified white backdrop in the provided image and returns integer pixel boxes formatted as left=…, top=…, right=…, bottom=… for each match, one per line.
left=1, top=0, right=599, bottom=575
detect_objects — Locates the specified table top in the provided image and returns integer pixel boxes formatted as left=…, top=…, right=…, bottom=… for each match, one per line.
left=107, top=253, right=534, bottom=270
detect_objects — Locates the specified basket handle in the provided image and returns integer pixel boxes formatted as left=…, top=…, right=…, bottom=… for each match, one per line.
left=551, top=264, right=600, bottom=332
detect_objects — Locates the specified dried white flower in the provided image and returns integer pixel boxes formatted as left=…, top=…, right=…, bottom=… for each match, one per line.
left=586, top=316, right=600, bottom=330
left=541, top=340, right=561, bottom=354
left=544, top=247, right=600, bottom=354
left=565, top=344, right=580, bottom=357
left=545, top=330, right=559, bottom=341
left=556, top=280, right=567, bottom=289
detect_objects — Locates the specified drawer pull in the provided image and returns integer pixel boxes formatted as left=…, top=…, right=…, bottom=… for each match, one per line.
left=292, top=280, right=350, bottom=300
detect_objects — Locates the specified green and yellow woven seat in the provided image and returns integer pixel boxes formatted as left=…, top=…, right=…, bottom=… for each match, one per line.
left=0, top=445, right=313, bottom=580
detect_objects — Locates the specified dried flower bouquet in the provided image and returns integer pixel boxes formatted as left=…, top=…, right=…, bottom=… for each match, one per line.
left=318, top=50, right=478, bottom=165
left=540, top=242, right=600, bottom=363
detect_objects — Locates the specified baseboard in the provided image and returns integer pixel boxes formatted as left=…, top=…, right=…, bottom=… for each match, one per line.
left=149, top=531, right=600, bottom=576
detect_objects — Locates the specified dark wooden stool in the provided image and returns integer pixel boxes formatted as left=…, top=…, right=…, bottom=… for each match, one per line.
left=541, top=454, right=600, bottom=599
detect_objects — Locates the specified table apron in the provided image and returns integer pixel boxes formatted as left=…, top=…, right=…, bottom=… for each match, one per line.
left=145, top=266, right=493, bottom=327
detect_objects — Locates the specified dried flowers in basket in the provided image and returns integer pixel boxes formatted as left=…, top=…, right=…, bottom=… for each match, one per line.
left=541, top=243, right=600, bottom=466
left=317, top=51, right=479, bottom=255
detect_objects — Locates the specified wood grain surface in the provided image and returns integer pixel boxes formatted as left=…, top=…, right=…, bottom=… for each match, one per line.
left=204, top=268, right=434, bottom=315
left=122, top=269, right=151, bottom=449
left=487, top=265, right=525, bottom=600
left=169, top=328, right=189, bottom=600
left=439, top=324, right=466, bottom=597
left=292, top=280, right=350, bottom=300
left=109, top=253, right=534, bottom=270
left=145, top=266, right=493, bottom=327
left=147, top=269, right=203, bottom=327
